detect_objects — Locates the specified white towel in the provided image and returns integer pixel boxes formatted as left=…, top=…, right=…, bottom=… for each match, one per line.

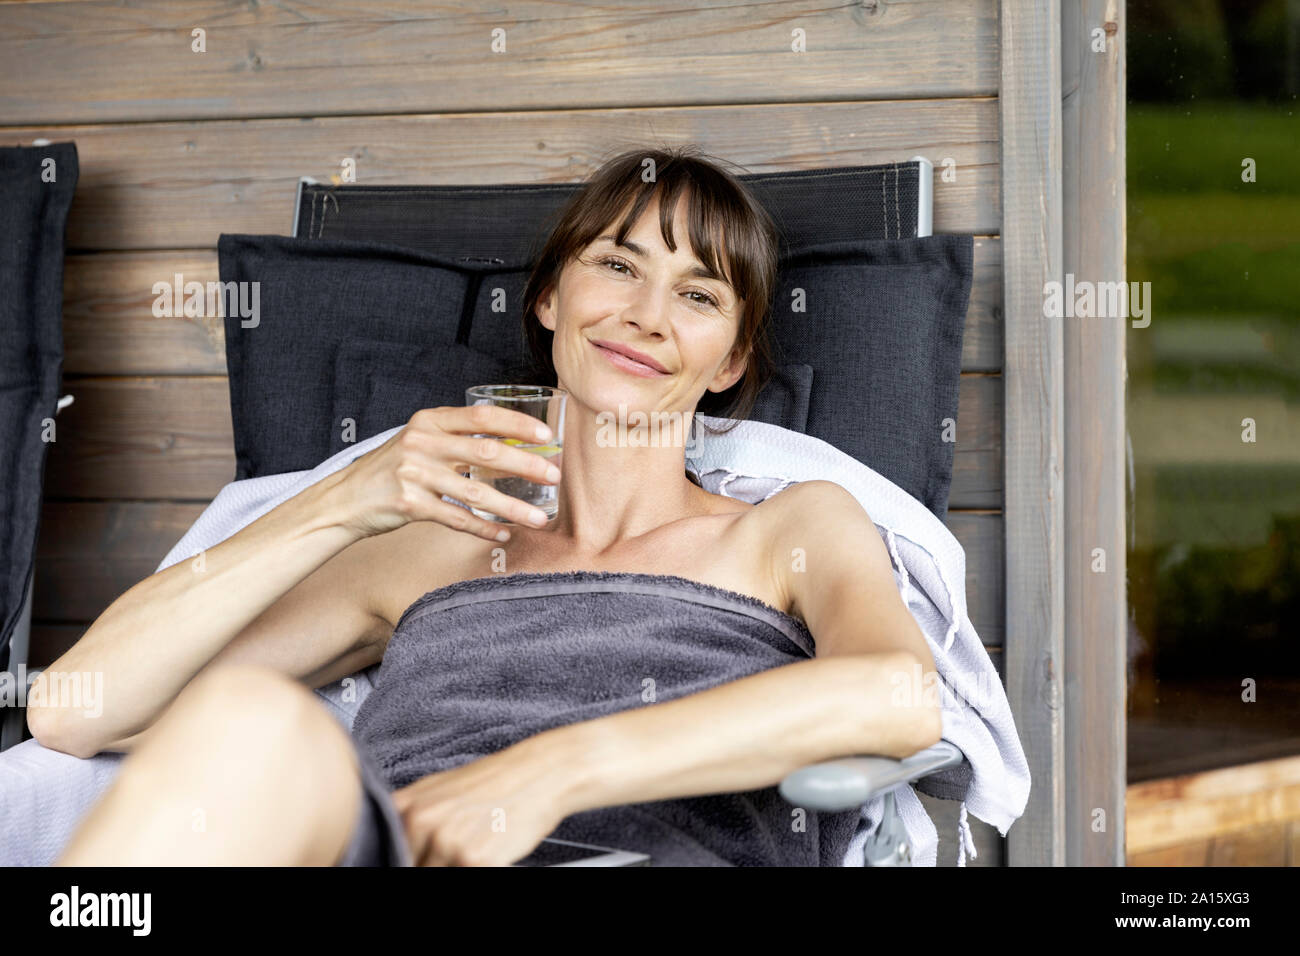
left=685, top=415, right=1031, bottom=866
left=2, top=415, right=1028, bottom=867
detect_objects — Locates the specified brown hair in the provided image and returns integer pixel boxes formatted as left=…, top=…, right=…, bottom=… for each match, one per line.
left=514, top=145, right=779, bottom=448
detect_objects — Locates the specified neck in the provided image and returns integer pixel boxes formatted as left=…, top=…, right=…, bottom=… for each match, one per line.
left=527, top=401, right=704, bottom=554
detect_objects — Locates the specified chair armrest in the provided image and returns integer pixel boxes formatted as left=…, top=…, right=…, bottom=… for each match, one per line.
left=778, top=740, right=965, bottom=812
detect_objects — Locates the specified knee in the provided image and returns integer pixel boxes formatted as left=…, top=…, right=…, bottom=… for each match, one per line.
left=104, top=665, right=363, bottom=865
left=131, top=665, right=360, bottom=808
left=167, top=665, right=332, bottom=754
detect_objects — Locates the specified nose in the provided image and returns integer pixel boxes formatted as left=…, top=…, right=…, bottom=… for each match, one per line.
left=619, top=281, right=671, bottom=339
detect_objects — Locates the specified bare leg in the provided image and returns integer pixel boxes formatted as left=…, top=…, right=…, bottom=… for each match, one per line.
left=56, top=664, right=364, bottom=866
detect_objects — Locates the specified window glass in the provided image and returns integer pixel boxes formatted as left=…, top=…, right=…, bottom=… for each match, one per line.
left=1126, top=0, right=1300, bottom=782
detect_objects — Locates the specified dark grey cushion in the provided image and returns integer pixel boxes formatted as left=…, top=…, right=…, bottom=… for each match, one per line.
left=330, top=338, right=511, bottom=457
left=749, top=363, right=814, bottom=434
left=220, top=234, right=480, bottom=479
left=771, top=236, right=972, bottom=516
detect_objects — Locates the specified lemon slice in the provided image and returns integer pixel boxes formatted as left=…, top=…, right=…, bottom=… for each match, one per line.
left=501, top=437, right=561, bottom=455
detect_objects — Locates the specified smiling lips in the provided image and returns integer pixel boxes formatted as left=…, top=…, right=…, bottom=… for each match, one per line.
left=589, top=338, right=670, bottom=377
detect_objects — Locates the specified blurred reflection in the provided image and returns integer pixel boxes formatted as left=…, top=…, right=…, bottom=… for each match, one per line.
left=1126, top=0, right=1300, bottom=782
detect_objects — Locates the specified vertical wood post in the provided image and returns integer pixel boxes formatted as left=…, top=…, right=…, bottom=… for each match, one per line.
left=1062, top=0, right=1128, bottom=865
left=1000, top=0, right=1065, bottom=866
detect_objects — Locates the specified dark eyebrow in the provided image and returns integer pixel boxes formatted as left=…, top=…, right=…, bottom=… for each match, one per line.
left=595, top=234, right=726, bottom=284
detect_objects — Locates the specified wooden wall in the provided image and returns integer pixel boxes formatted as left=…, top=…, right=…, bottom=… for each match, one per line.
left=3, top=0, right=1010, bottom=864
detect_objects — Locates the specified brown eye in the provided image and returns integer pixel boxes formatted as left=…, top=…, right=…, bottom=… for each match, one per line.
left=598, top=256, right=633, bottom=274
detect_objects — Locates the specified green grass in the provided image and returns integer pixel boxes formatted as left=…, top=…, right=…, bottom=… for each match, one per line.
left=1125, top=101, right=1300, bottom=580
left=1128, top=101, right=1300, bottom=196
left=1129, top=195, right=1300, bottom=257
left=1130, top=240, right=1300, bottom=315
left=1126, top=103, right=1299, bottom=390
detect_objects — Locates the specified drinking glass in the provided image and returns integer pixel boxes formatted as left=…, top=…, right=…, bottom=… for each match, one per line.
left=464, top=385, right=567, bottom=524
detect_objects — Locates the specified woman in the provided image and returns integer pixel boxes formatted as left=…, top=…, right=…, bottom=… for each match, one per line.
left=33, top=146, right=941, bottom=867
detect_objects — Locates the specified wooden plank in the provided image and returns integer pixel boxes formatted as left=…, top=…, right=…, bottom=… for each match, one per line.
left=8, top=98, right=1000, bottom=251
left=1, top=0, right=999, bottom=125
left=920, top=781, right=1005, bottom=866
left=1125, top=839, right=1210, bottom=867
left=63, top=252, right=224, bottom=375
left=1061, top=0, right=1127, bottom=867
left=1126, top=754, right=1300, bottom=855
left=966, top=238, right=1004, bottom=372
left=43, top=375, right=1003, bottom=506
left=43, top=378, right=238, bottom=498
left=1208, top=822, right=1291, bottom=866
left=31, top=501, right=205, bottom=627
left=28, top=624, right=90, bottom=673
left=61, top=243, right=1005, bottom=375
left=1129, top=732, right=1300, bottom=784
left=999, top=0, right=1065, bottom=867
left=32, top=501, right=1005, bottom=647
left=943, top=512, right=1004, bottom=650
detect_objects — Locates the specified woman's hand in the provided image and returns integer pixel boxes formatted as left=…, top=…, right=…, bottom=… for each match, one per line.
left=323, top=405, right=561, bottom=541
left=390, top=739, right=573, bottom=866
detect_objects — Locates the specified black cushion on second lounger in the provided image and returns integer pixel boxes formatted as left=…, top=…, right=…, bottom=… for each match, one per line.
left=0, top=142, right=78, bottom=670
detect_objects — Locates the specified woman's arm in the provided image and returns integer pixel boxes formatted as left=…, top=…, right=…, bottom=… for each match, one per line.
left=526, top=480, right=943, bottom=816
left=27, top=468, right=383, bottom=758
left=534, top=651, right=937, bottom=816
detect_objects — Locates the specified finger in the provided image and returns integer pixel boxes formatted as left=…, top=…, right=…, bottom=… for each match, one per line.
left=403, top=810, right=453, bottom=868
left=397, top=427, right=560, bottom=488
left=389, top=787, right=412, bottom=815
left=437, top=434, right=562, bottom=486
left=398, top=484, right=517, bottom=541
left=401, top=816, right=433, bottom=867
left=444, top=473, right=553, bottom=528
left=429, top=404, right=555, bottom=444
left=419, top=831, right=455, bottom=868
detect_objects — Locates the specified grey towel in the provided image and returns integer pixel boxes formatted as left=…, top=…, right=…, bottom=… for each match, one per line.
left=350, top=569, right=862, bottom=866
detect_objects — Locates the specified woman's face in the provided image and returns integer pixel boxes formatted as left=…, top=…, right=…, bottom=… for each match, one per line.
left=535, top=194, right=747, bottom=419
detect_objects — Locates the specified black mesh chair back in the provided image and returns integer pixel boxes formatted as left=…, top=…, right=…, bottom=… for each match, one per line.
left=293, top=160, right=929, bottom=256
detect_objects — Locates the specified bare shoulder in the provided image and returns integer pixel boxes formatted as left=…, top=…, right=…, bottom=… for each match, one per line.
left=746, top=480, right=884, bottom=615
left=752, top=479, right=873, bottom=534
left=724, top=479, right=875, bottom=557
